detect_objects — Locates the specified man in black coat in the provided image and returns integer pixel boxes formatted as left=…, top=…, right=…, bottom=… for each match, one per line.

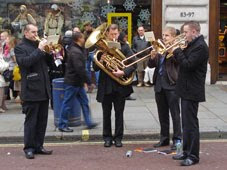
left=58, top=32, right=97, bottom=132
left=172, top=21, right=209, bottom=166
left=93, top=24, right=137, bottom=147
left=148, top=27, right=181, bottom=150
left=15, top=24, right=52, bottom=159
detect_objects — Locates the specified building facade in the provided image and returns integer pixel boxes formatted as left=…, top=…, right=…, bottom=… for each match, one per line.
left=0, top=0, right=225, bottom=84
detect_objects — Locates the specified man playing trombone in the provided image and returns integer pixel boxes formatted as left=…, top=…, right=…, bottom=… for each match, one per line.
left=148, top=26, right=182, bottom=150
left=171, top=21, right=209, bottom=166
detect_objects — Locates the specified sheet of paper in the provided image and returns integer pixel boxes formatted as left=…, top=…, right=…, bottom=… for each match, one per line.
left=144, top=31, right=155, bottom=42
left=47, top=35, right=60, bottom=45
left=107, top=41, right=121, bottom=50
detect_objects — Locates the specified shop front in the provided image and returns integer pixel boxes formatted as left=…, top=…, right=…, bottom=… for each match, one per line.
left=0, top=0, right=224, bottom=84
left=155, top=0, right=225, bottom=84
left=0, top=0, right=155, bottom=42
left=218, top=0, right=227, bottom=80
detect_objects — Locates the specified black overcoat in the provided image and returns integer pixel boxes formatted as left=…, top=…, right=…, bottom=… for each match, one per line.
left=173, top=35, right=209, bottom=102
left=94, top=42, right=137, bottom=103
left=15, top=38, right=51, bottom=101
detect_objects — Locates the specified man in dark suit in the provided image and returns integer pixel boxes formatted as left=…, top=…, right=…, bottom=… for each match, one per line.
left=93, top=24, right=136, bottom=147
left=15, top=24, right=53, bottom=159
left=172, top=21, right=209, bottom=166
left=148, top=27, right=181, bottom=150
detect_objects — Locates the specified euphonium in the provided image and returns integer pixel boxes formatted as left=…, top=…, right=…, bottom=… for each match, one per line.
left=85, top=23, right=134, bottom=86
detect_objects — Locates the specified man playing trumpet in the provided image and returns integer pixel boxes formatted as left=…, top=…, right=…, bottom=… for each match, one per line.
left=171, top=21, right=209, bottom=166
left=148, top=26, right=182, bottom=150
left=15, top=24, right=53, bottom=159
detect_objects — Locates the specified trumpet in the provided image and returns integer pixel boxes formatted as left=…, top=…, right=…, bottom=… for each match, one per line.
left=35, top=36, right=49, bottom=52
left=35, top=36, right=64, bottom=56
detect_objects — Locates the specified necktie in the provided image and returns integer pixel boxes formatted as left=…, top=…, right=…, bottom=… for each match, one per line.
left=159, top=56, right=165, bottom=75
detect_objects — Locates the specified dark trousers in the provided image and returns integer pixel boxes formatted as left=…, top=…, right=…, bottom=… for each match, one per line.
left=181, top=99, right=200, bottom=161
left=102, top=92, right=125, bottom=141
left=155, top=89, right=181, bottom=143
left=23, top=100, right=49, bottom=153
left=58, top=84, right=93, bottom=129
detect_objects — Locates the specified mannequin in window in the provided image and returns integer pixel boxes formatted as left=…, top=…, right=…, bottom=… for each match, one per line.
left=44, top=4, right=64, bottom=37
left=12, top=5, right=36, bottom=39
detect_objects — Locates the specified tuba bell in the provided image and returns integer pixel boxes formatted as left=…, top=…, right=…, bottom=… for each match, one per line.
left=85, top=23, right=134, bottom=86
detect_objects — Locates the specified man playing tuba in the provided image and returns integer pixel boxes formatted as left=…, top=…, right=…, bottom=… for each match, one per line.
left=93, top=24, right=137, bottom=147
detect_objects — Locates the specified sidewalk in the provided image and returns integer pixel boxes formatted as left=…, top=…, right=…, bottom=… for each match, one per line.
left=0, top=83, right=227, bottom=143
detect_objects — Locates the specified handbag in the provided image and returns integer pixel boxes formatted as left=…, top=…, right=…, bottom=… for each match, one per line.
left=0, top=57, right=9, bottom=73
left=2, top=69, right=13, bottom=82
left=13, top=65, right=21, bottom=81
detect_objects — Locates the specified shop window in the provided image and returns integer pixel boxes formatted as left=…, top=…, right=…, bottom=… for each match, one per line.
left=0, top=0, right=151, bottom=38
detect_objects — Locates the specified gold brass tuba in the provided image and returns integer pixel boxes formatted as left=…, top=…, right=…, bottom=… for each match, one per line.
left=85, top=23, right=134, bottom=86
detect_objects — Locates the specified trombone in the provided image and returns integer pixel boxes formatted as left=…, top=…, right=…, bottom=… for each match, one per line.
left=121, top=34, right=186, bottom=68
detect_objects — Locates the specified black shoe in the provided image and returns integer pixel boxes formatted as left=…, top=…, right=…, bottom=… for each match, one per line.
left=153, top=141, right=169, bottom=148
left=170, top=144, right=176, bottom=150
left=35, top=147, right=53, bottom=155
left=104, top=140, right=112, bottom=147
left=180, top=158, right=199, bottom=166
left=59, top=127, right=73, bottom=132
left=25, top=151, right=34, bottom=159
left=126, top=96, right=136, bottom=100
left=114, top=140, right=123, bottom=147
left=172, top=153, right=187, bottom=160
left=87, top=123, right=98, bottom=129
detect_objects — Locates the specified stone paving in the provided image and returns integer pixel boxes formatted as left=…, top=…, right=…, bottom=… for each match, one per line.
left=0, top=83, right=227, bottom=142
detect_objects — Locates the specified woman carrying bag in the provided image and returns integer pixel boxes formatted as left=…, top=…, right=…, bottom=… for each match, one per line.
left=0, top=52, right=9, bottom=113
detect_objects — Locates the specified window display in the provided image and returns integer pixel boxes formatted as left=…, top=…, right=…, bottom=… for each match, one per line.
left=0, top=0, right=151, bottom=39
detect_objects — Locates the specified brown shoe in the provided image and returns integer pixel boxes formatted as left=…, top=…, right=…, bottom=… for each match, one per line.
left=0, top=108, right=5, bottom=113
left=137, top=83, right=143, bottom=87
left=144, top=83, right=151, bottom=87
left=87, top=84, right=95, bottom=93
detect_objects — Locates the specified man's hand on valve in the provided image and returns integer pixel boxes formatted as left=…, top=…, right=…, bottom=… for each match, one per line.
left=112, top=67, right=125, bottom=77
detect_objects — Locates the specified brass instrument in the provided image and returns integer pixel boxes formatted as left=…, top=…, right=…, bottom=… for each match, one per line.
left=35, top=36, right=64, bottom=57
left=85, top=23, right=134, bottom=86
left=121, top=39, right=166, bottom=68
left=164, top=34, right=187, bottom=59
left=121, top=34, right=187, bottom=68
